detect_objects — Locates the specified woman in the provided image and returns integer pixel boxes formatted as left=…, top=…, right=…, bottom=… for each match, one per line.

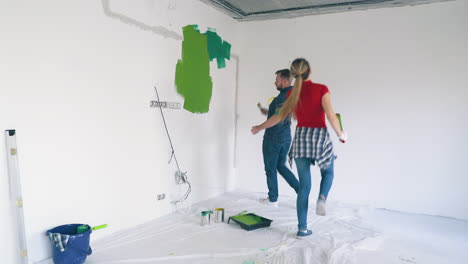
left=251, top=58, right=347, bottom=238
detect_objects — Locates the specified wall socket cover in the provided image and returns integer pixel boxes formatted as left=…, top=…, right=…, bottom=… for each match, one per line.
left=150, top=101, right=181, bottom=109
left=157, top=194, right=166, bottom=200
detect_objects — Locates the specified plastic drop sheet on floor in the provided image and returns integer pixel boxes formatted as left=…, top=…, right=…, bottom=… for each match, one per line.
left=39, top=191, right=468, bottom=264
left=87, top=192, right=376, bottom=264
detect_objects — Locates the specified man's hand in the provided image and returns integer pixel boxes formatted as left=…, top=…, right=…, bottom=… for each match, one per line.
left=257, top=103, right=268, bottom=115
left=251, top=125, right=262, bottom=135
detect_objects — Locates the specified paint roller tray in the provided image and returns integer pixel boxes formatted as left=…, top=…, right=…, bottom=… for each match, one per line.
left=228, top=213, right=272, bottom=231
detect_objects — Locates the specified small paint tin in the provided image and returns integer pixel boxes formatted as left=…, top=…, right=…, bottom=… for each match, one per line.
left=214, top=208, right=225, bottom=223
left=201, top=211, right=212, bottom=226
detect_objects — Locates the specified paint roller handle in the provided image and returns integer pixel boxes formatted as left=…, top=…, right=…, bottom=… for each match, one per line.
left=336, top=113, right=343, bottom=130
left=76, top=224, right=107, bottom=234
left=228, top=210, right=249, bottom=224
left=235, top=210, right=248, bottom=216
left=336, top=113, right=347, bottom=143
left=92, top=224, right=108, bottom=231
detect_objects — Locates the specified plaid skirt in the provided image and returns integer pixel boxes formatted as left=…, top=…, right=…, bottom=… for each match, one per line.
left=289, top=127, right=336, bottom=169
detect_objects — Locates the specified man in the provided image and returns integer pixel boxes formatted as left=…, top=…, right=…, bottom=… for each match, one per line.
left=252, top=69, right=299, bottom=207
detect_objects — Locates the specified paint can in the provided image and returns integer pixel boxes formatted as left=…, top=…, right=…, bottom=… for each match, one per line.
left=201, top=211, right=212, bottom=226
left=214, top=208, right=225, bottom=223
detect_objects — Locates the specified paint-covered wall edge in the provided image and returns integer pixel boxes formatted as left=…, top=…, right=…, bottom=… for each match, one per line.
left=101, top=0, right=182, bottom=40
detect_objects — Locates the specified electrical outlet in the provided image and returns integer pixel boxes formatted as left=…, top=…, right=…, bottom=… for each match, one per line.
left=157, top=194, right=166, bottom=200
left=150, top=100, right=181, bottom=109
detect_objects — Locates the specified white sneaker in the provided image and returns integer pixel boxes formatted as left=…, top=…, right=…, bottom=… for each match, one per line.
left=259, top=197, right=278, bottom=208
left=316, top=199, right=326, bottom=216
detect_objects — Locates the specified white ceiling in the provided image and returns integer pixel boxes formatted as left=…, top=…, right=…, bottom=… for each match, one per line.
left=199, top=0, right=452, bottom=21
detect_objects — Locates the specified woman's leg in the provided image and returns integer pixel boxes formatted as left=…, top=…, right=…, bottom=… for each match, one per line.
left=295, top=157, right=312, bottom=230
left=316, top=159, right=334, bottom=216
left=318, top=158, right=334, bottom=200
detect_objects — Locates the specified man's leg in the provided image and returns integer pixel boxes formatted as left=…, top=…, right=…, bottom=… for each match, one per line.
left=262, top=138, right=281, bottom=202
left=277, top=141, right=299, bottom=193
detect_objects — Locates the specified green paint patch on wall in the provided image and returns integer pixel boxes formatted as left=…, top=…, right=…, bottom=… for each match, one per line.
left=175, top=25, right=231, bottom=113
left=206, top=28, right=231, bottom=69
left=175, top=25, right=212, bottom=113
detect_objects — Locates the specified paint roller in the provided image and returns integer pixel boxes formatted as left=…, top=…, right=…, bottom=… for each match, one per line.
left=336, top=113, right=346, bottom=143
left=257, top=97, right=276, bottom=109
left=76, top=224, right=108, bottom=234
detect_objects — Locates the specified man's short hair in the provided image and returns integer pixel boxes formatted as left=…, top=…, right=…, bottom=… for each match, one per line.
left=275, top=69, right=290, bottom=80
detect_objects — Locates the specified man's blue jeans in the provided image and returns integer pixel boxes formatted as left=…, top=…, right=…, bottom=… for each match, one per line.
left=262, top=138, right=299, bottom=202
left=295, top=157, right=334, bottom=230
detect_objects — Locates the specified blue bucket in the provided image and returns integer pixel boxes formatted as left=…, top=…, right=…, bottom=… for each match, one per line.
left=46, top=224, right=92, bottom=264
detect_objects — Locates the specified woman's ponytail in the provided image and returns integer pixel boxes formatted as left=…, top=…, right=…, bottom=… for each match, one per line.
left=278, top=58, right=310, bottom=121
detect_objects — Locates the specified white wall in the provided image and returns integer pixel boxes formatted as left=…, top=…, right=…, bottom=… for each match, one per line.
left=2, top=0, right=467, bottom=262
left=236, top=1, right=468, bottom=220
left=0, top=0, right=238, bottom=262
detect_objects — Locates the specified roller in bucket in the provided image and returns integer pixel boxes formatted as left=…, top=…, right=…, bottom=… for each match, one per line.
left=76, top=224, right=108, bottom=234
left=46, top=223, right=107, bottom=264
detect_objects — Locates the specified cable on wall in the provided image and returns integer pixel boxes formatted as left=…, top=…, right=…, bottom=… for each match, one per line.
left=154, top=86, right=191, bottom=204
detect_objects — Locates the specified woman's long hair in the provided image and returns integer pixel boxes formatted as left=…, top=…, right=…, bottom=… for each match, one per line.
left=278, top=58, right=310, bottom=121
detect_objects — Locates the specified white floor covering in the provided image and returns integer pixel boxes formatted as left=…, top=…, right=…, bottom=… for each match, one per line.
left=39, top=191, right=468, bottom=264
